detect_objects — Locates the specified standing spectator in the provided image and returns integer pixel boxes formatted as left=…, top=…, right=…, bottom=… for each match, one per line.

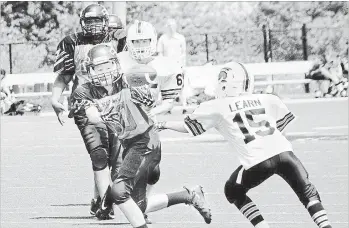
left=157, top=18, right=186, bottom=68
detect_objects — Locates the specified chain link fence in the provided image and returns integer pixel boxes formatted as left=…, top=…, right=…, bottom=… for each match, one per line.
left=0, top=26, right=347, bottom=74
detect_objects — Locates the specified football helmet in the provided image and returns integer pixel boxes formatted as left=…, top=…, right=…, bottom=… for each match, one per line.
left=85, top=44, right=122, bottom=86
left=108, top=14, right=123, bottom=30
left=214, top=62, right=254, bottom=98
left=126, top=20, right=157, bottom=60
left=80, top=4, right=109, bottom=37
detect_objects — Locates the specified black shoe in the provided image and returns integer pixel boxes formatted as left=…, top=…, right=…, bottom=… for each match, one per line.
left=95, top=186, right=114, bottom=220
left=90, top=196, right=101, bottom=216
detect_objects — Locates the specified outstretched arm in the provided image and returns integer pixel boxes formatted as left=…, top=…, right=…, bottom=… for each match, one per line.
left=156, top=120, right=189, bottom=133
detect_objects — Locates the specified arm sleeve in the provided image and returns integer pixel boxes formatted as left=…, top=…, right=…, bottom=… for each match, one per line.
left=53, top=36, right=75, bottom=84
left=69, top=85, right=96, bottom=117
left=184, top=106, right=220, bottom=136
left=271, top=96, right=295, bottom=132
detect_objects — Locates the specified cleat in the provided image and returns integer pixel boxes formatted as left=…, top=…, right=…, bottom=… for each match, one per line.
left=184, top=185, right=212, bottom=224
left=95, top=187, right=114, bottom=220
left=90, top=197, right=101, bottom=216
left=144, top=214, right=152, bottom=224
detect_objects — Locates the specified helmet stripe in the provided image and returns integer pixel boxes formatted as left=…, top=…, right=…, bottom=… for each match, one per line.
left=237, top=62, right=249, bottom=92
left=137, top=21, right=142, bottom=34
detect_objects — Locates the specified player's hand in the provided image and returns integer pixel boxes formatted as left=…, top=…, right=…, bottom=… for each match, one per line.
left=154, top=121, right=167, bottom=132
left=51, top=99, right=66, bottom=126
left=112, top=29, right=126, bottom=40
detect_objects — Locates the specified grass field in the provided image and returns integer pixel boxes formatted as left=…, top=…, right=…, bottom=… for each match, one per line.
left=1, top=98, right=348, bottom=228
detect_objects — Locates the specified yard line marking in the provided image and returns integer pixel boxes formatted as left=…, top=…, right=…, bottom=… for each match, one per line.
left=1, top=220, right=348, bottom=224
left=314, top=125, right=348, bottom=130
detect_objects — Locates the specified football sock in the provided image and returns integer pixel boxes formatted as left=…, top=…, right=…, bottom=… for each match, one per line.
left=118, top=199, right=147, bottom=227
left=237, top=196, right=265, bottom=227
left=166, top=190, right=191, bottom=207
left=306, top=200, right=332, bottom=228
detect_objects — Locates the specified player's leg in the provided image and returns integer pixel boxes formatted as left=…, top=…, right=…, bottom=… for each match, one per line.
left=144, top=185, right=212, bottom=224
left=144, top=150, right=161, bottom=223
left=277, top=151, right=332, bottom=228
left=75, top=117, right=111, bottom=213
left=224, top=160, right=278, bottom=228
left=99, top=129, right=161, bottom=227
left=146, top=164, right=160, bottom=197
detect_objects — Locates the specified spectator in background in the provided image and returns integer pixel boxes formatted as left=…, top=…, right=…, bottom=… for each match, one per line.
left=0, top=69, right=15, bottom=114
left=157, top=18, right=186, bottom=68
left=307, top=54, right=347, bottom=97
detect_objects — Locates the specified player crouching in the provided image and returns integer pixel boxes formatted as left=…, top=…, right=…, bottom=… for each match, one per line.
left=70, top=44, right=211, bottom=227
left=157, top=62, right=333, bottom=228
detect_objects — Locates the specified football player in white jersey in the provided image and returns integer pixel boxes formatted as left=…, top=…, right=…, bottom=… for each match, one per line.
left=156, top=62, right=333, bottom=228
left=115, top=20, right=184, bottom=222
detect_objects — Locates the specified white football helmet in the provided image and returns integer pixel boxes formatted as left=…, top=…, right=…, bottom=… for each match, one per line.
left=214, top=62, right=254, bottom=98
left=126, top=20, right=157, bottom=60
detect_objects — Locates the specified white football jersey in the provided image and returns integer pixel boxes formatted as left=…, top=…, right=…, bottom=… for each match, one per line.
left=184, top=94, right=295, bottom=169
left=117, top=51, right=183, bottom=102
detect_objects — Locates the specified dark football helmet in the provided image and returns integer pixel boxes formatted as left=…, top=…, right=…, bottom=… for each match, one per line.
left=80, top=4, right=109, bottom=37
left=85, top=44, right=122, bottom=86
left=108, top=14, right=123, bottom=31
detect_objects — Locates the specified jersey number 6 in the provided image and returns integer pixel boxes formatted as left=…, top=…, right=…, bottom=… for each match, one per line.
left=233, top=108, right=275, bottom=144
left=176, top=74, right=183, bottom=86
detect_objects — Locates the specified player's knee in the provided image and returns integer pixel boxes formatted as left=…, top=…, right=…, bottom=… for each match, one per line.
left=90, top=147, right=108, bottom=171
left=111, top=181, right=131, bottom=205
left=147, top=165, right=160, bottom=185
left=299, top=183, right=321, bottom=207
left=224, top=180, right=247, bottom=207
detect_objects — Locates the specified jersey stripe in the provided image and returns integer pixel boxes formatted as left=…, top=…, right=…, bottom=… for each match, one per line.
left=277, top=112, right=295, bottom=132
left=277, top=112, right=293, bottom=127
left=161, top=88, right=182, bottom=93
left=184, top=116, right=205, bottom=136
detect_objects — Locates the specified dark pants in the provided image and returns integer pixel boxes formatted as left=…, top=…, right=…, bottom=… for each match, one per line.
left=225, top=151, right=320, bottom=207
left=111, top=127, right=162, bottom=212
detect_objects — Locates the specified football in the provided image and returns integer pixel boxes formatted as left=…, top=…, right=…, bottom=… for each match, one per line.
left=124, top=64, right=157, bottom=87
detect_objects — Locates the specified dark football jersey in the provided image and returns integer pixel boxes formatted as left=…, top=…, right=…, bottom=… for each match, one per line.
left=71, top=81, right=155, bottom=139
left=53, top=32, right=124, bottom=92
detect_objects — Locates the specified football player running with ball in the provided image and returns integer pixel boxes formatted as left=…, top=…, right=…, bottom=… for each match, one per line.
left=70, top=44, right=211, bottom=228
left=51, top=4, right=126, bottom=217
left=157, top=62, right=333, bottom=228
left=116, top=20, right=185, bottom=222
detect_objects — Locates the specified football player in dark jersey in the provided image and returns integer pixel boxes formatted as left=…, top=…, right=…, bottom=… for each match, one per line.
left=70, top=44, right=211, bottom=227
left=108, top=14, right=127, bottom=53
left=51, top=4, right=125, bottom=217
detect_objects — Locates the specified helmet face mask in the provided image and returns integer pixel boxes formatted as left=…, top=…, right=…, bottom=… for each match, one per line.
left=88, top=60, right=120, bottom=86
left=126, top=21, right=157, bottom=60
left=80, top=4, right=109, bottom=37
left=86, top=44, right=122, bottom=87
left=214, top=63, right=254, bottom=99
